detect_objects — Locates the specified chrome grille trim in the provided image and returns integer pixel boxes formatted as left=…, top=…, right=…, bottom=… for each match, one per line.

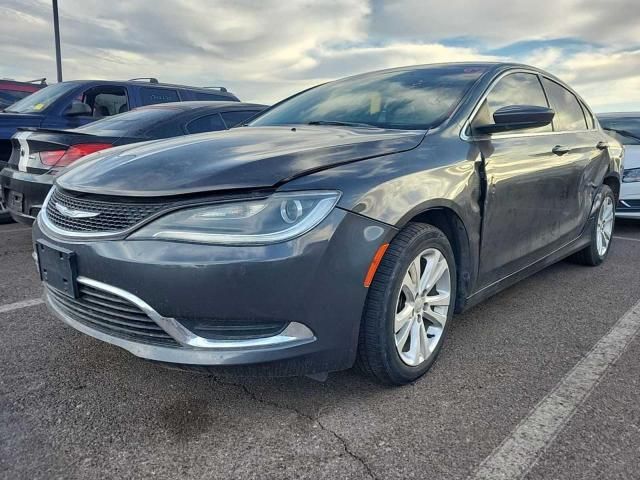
left=46, top=283, right=180, bottom=347
left=45, top=276, right=317, bottom=357
left=43, top=188, right=170, bottom=235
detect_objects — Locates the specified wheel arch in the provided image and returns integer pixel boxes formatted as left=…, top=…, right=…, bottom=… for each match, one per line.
left=603, top=173, right=620, bottom=202
left=403, top=206, right=474, bottom=312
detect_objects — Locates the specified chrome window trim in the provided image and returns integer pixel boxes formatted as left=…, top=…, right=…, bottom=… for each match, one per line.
left=460, top=68, right=598, bottom=142
left=46, top=276, right=316, bottom=353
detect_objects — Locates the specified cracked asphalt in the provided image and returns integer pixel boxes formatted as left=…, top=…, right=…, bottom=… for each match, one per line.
left=1, top=220, right=640, bottom=479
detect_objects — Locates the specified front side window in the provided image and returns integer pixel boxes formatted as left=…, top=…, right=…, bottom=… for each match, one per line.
left=186, top=114, right=226, bottom=134
left=471, top=72, right=551, bottom=134
left=251, top=65, right=488, bottom=130
left=541, top=78, right=587, bottom=131
left=4, top=82, right=76, bottom=113
left=140, top=87, right=180, bottom=106
left=80, top=86, right=129, bottom=118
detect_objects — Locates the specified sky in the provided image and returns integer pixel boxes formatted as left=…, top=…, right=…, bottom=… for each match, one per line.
left=1, top=0, right=639, bottom=112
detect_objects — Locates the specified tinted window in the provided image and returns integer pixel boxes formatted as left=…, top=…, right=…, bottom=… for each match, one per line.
left=4, top=82, right=75, bottom=113
left=192, top=92, right=230, bottom=101
left=0, top=90, right=33, bottom=108
left=251, top=65, right=488, bottom=130
left=81, top=86, right=128, bottom=118
left=186, top=114, right=226, bottom=134
left=541, top=78, right=587, bottom=131
left=221, top=110, right=260, bottom=128
left=473, top=72, right=551, bottom=133
left=75, top=107, right=179, bottom=137
left=140, top=87, right=180, bottom=106
left=599, top=117, right=640, bottom=145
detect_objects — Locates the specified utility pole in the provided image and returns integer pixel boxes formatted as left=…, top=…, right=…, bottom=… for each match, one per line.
left=52, top=0, right=63, bottom=82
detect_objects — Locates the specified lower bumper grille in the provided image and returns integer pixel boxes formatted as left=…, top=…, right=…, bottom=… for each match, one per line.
left=619, top=199, right=640, bottom=211
left=47, top=283, right=180, bottom=347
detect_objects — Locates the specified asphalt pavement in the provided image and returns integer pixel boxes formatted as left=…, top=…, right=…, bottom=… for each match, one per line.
left=1, top=220, right=639, bottom=480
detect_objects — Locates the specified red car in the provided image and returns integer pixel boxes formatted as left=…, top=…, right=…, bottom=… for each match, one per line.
left=0, top=78, right=47, bottom=110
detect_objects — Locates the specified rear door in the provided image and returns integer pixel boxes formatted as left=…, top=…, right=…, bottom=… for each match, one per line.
left=539, top=77, right=610, bottom=239
left=470, top=72, right=577, bottom=287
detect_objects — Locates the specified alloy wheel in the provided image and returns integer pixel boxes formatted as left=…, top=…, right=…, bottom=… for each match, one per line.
left=394, top=248, right=451, bottom=366
left=596, top=196, right=614, bottom=256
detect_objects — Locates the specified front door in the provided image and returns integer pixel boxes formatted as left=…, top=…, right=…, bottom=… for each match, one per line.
left=470, top=72, right=579, bottom=287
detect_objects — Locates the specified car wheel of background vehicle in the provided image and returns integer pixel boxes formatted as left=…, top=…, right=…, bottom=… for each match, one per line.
left=0, top=200, right=13, bottom=224
left=570, top=184, right=615, bottom=266
left=356, top=222, right=457, bottom=386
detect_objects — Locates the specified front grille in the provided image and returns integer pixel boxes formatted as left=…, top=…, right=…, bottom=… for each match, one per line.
left=45, top=188, right=170, bottom=233
left=619, top=199, right=640, bottom=209
left=47, top=283, right=180, bottom=347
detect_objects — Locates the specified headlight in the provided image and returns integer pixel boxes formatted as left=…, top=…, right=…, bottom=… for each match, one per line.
left=623, top=167, right=640, bottom=183
left=129, top=191, right=341, bottom=245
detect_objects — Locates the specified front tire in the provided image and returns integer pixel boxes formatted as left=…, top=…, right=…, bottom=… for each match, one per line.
left=571, top=184, right=615, bottom=266
left=357, top=223, right=457, bottom=385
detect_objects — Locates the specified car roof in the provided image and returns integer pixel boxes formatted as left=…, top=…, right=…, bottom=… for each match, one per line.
left=135, top=101, right=267, bottom=112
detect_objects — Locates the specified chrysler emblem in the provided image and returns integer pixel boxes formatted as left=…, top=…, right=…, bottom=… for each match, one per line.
left=54, top=203, right=100, bottom=219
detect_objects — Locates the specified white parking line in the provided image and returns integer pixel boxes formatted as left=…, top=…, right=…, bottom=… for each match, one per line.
left=472, top=298, right=640, bottom=480
left=613, top=235, right=640, bottom=243
left=0, top=298, right=44, bottom=314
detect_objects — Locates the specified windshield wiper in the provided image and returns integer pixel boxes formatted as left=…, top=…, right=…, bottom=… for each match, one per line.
left=307, top=120, right=379, bottom=129
left=603, top=128, right=640, bottom=143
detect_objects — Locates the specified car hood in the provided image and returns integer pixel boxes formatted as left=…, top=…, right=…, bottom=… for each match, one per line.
left=57, top=126, right=425, bottom=197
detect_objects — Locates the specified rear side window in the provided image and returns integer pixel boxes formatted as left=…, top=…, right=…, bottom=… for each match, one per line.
left=140, top=87, right=180, bottom=106
left=192, top=92, right=231, bottom=101
left=541, top=78, right=587, bottom=131
left=76, top=107, right=179, bottom=137
left=472, top=72, right=551, bottom=134
left=221, top=110, right=260, bottom=128
left=186, top=114, right=226, bottom=134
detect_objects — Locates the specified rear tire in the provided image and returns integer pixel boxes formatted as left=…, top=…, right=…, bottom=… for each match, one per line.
left=570, top=184, right=615, bottom=266
left=0, top=201, right=13, bottom=224
left=356, top=223, right=456, bottom=386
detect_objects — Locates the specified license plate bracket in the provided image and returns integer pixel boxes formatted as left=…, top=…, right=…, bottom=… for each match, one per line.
left=36, top=240, right=79, bottom=298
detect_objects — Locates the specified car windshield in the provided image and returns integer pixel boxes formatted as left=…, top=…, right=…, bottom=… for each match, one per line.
left=251, top=65, right=488, bottom=130
left=74, top=107, right=180, bottom=137
left=599, top=117, right=640, bottom=146
left=4, top=82, right=76, bottom=114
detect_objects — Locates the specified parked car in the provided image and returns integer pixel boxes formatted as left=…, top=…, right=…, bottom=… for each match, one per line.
left=0, top=101, right=266, bottom=224
left=33, top=63, right=622, bottom=385
left=598, top=113, right=640, bottom=219
left=0, top=78, right=239, bottom=166
left=0, top=78, right=47, bottom=110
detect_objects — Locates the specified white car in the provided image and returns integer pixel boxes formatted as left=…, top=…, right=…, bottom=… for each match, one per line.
left=599, top=113, right=640, bottom=219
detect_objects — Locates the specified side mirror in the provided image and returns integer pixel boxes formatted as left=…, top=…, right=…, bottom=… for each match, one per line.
left=64, top=100, right=92, bottom=117
left=474, top=105, right=555, bottom=135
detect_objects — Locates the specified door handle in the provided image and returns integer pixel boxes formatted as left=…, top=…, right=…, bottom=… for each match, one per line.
left=552, top=145, right=571, bottom=155
left=596, top=141, right=609, bottom=150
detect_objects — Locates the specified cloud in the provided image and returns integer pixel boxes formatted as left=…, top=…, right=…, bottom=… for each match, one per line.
left=0, top=0, right=639, bottom=110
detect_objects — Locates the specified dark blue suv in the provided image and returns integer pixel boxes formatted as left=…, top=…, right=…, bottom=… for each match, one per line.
left=0, top=78, right=239, bottom=163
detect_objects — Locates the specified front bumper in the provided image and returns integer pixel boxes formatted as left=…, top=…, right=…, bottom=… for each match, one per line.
left=0, top=167, right=53, bottom=224
left=34, top=209, right=396, bottom=375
